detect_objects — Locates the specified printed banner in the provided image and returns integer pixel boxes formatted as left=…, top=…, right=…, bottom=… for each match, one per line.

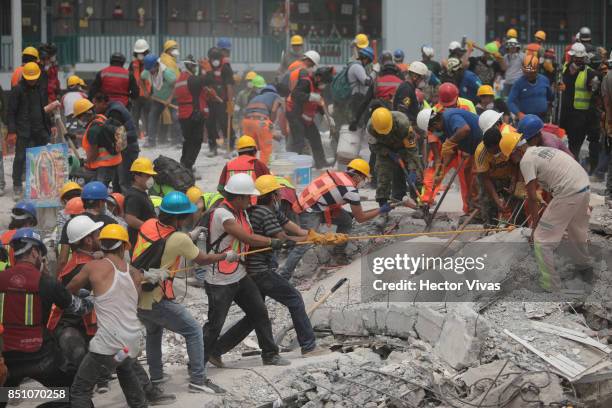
left=25, top=143, right=70, bottom=208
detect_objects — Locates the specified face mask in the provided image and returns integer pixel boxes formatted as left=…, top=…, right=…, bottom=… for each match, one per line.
left=212, top=60, right=220, bottom=67
left=170, top=49, right=180, bottom=58
left=247, top=82, right=254, bottom=89
left=486, top=60, right=494, bottom=66
left=145, top=177, right=155, bottom=189
left=137, top=54, right=145, bottom=61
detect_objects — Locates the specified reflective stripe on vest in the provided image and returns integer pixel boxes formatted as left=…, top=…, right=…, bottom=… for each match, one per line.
left=226, top=155, right=257, bottom=181
left=174, top=71, right=209, bottom=119
left=100, top=66, right=130, bottom=105
left=1, top=230, right=16, bottom=269
left=82, top=114, right=123, bottom=169
left=244, top=101, right=270, bottom=118
left=292, top=171, right=356, bottom=224
left=375, top=75, right=403, bottom=100
left=132, top=59, right=151, bottom=97
left=213, top=200, right=252, bottom=275
left=573, top=68, right=592, bottom=110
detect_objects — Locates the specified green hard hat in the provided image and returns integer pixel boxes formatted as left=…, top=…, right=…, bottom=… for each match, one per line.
left=252, top=75, right=266, bottom=89
left=485, top=42, right=499, bottom=54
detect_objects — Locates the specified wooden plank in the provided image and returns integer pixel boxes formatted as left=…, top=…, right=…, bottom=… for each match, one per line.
left=553, top=353, right=588, bottom=374
left=531, top=322, right=612, bottom=354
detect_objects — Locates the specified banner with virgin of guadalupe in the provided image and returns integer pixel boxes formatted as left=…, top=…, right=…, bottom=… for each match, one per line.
left=25, top=143, right=70, bottom=207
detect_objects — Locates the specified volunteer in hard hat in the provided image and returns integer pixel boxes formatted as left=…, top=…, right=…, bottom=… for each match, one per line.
left=560, top=42, right=600, bottom=170
left=577, top=27, right=596, bottom=55
left=286, top=66, right=335, bottom=169
left=278, top=35, right=305, bottom=75
left=10, top=46, right=40, bottom=87
left=540, top=48, right=559, bottom=85
left=501, top=132, right=591, bottom=291
left=89, top=52, right=138, bottom=108
left=242, top=84, right=284, bottom=164
left=204, top=173, right=291, bottom=367
left=466, top=41, right=506, bottom=86
left=394, top=49, right=408, bottom=75
left=8, top=61, right=51, bottom=198
left=517, top=114, right=573, bottom=157
left=129, top=39, right=152, bottom=138
left=62, top=75, right=88, bottom=118
left=444, top=41, right=468, bottom=71
left=160, top=39, right=180, bottom=76
left=507, top=54, right=554, bottom=121
left=367, top=107, right=421, bottom=209
left=278, top=159, right=390, bottom=278
left=235, top=74, right=263, bottom=132
left=280, top=50, right=321, bottom=103
left=217, top=135, right=270, bottom=193
left=132, top=192, right=230, bottom=394
left=140, top=53, right=177, bottom=147
left=502, top=38, right=525, bottom=97
left=475, top=85, right=509, bottom=117
left=421, top=45, right=441, bottom=78
left=54, top=182, right=84, bottom=249
left=73, top=98, right=122, bottom=186
left=506, top=28, right=518, bottom=40
left=526, top=30, right=546, bottom=58
left=124, top=157, right=158, bottom=246
left=0, top=227, right=94, bottom=392
left=435, top=82, right=477, bottom=113
left=39, top=43, right=60, bottom=103
left=107, top=192, right=125, bottom=219
left=444, top=57, right=482, bottom=104
left=210, top=175, right=325, bottom=365
left=393, top=61, right=430, bottom=122
left=1, top=201, right=39, bottom=271
left=287, top=50, right=321, bottom=75
left=351, top=33, right=369, bottom=59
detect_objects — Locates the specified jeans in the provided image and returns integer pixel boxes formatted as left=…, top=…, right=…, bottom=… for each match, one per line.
left=147, top=100, right=165, bottom=145
left=286, top=112, right=327, bottom=169
left=137, top=298, right=205, bottom=383
left=115, top=144, right=139, bottom=193
left=94, top=165, right=118, bottom=187
left=562, top=109, right=600, bottom=171
left=71, top=352, right=146, bottom=408
left=13, top=131, right=48, bottom=188
left=56, top=325, right=88, bottom=375
left=179, top=117, right=205, bottom=169
left=203, top=276, right=278, bottom=361
left=215, top=268, right=316, bottom=354
left=278, top=210, right=353, bottom=280
left=131, top=96, right=151, bottom=135
left=209, top=101, right=235, bottom=150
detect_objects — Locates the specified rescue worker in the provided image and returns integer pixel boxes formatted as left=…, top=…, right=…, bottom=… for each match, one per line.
left=242, top=85, right=284, bottom=164
left=40, top=43, right=60, bottom=103
left=421, top=45, right=442, bottom=78
left=73, top=98, right=122, bottom=186
left=217, top=135, right=270, bottom=192
left=129, top=39, right=152, bottom=138
left=393, top=61, right=430, bottom=122
left=92, top=92, right=140, bottom=193
left=54, top=182, right=83, bottom=250
left=61, top=75, right=87, bottom=118
left=141, top=54, right=177, bottom=147
left=445, top=57, right=482, bottom=105
left=286, top=66, right=335, bottom=168
left=89, top=52, right=138, bottom=108
left=517, top=114, right=573, bottom=157
left=501, top=134, right=591, bottom=291
left=203, top=174, right=290, bottom=367
left=278, top=35, right=305, bottom=75
left=286, top=50, right=321, bottom=80
left=526, top=30, right=547, bottom=59
left=7, top=62, right=50, bottom=199
left=577, top=26, right=597, bottom=60
left=107, top=192, right=125, bottom=219
left=540, top=48, right=559, bottom=85
left=234, top=71, right=260, bottom=129
left=347, top=47, right=375, bottom=126
left=502, top=38, right=525, bottom=97
left=507, top=54, right=554, bottom=120
left=160, top=39, right=181, bottom=77
left=368, top=56, right=404, bottom=109
left=278, top=159, right=390, bottom=278
left=560, top=42, right=601, bottom=172
left=133, top=192, right=229, bottom=393
left=10, top=46, right=40, bottom=87
left=475, top=85, right=510, bottom=117
left=443, top=41, right=469, bottom=71
left=393, top=49, right=408, bottom=75
left=0, top=228, right=93, bottom=394
left=466, top=42, right=506, bottom=86
left=124, top=157, right=157, bottom=246
left=1, top=201, right=38, bottom=271
left=209, top=175, right=324, bottom=366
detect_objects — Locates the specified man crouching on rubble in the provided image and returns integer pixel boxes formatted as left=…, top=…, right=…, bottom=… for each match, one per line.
left=501, top=132, right=591, bottom=292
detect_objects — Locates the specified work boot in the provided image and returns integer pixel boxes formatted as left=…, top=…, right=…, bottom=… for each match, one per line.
left=189, top=379, right=226, bottom=394
left=207, top=354, right=225, bottom=368
left=146, top=385, right=176, bottom=406
left=191, top=168, right=202, bottom=180
left=301, top=346, right=328, bottom=357
left=262, top=354, right=291, bottom=366
left=95, top=381, right=109, bottom=394
left=151, top=373, right=171, bottom=385
left=13, top=186, right=23, bottom=201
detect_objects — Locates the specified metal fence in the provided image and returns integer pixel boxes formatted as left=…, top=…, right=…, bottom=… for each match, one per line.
left=78, top=35, right=157, bottom=64
left=1, top=36, right=13, bottom=71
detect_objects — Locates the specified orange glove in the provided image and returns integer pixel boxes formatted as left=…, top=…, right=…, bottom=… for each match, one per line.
left=226, top=101, right=235, bottom=114
left=307, top=229, right=325, bottom=244
left=441, top=139, right=458, bottom=161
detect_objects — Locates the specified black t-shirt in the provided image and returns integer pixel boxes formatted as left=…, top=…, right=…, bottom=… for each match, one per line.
left=60, top=212, right=117, bottom=245
left=124, top=186, right=156, bottom=245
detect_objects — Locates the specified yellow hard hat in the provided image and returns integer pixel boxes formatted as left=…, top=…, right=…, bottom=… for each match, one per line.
left=245, top=71, right=257, bottom=81
left=22, top=46, right=39, bottom=60
left=534, top=30, right=546, bottom=41
left=130, top=157, right=157, bottom=175
left=477, top=85, right=495, bottom=97
left=73, top=98, right=94, bottom=117
left=290, top=35, right=304, bottom=46
left=236, top=135, right=257, bottom=151
left=506, top=28, right=518, bottom=39
left=355, top=33, right=369, bottom=49
left=255, top=175, right=283, bottom=196
left=163, top=39, right=178, bottom=52
left=99, top=223, right=130, bottom=245
left=22, top=62, right=41, bottom=80
left=347, top=158, right=371, bottom=178
left=371, top=107, right=393, bottom=135
left=499, top=132, right=523, bottom=160
left=60, top=181, right=82, bottom=198
left=186, top=186, right=204, bottom=204
left=67, top=75, right=83, bottom=87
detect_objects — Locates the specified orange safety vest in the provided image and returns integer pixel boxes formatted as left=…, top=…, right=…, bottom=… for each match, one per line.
left=292, top=171, right=356, bottom=224
left=525, top=43, right=542, bottom=58
left=396, top=63, right=409, bottom=74
left=82, top=114, right=123, bottom=170
left=286, top=75, right=320, bottom=124
left=100, top=66, right=130, bottom=106
left=225, top=155, right=257, bottom=182
left=0, top=230, right=16, bottom=270
left=131, top=219, right=177, bottom=300
left=46, top=251, right=97, bottom=336
left=375, top=74, right=403, bottom=101
left=11, top=66, right=24, bottom=87
left=174, top=71, right=209, bottom=120
left=210, top=200, right=252, bottom=275
left=288, top=66, right=308, bottom=92
left=131, top=59, right=151, bottom=97
left=0, top=262, right=43, bottom=353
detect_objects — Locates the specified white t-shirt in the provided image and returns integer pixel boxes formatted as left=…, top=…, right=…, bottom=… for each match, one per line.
left=520, top=146, right=589, bottom=198
left=205, top=207, right=247, bottom=285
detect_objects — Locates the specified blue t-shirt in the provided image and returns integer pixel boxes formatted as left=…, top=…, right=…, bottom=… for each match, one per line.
left=460, top=70, right=482, bottom=104
left=507, top=74, right=553, bottom=116
left=442, top=108, right=483, bottom=155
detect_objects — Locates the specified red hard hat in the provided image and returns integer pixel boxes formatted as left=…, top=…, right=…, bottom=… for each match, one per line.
left=65, top=197, right=85, bottom=216
left=109, top=192, right=125, bottom=212
left=438, top=82, right=459, bottom=107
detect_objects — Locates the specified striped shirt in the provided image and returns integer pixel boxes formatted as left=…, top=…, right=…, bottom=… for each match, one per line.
left=305, top=184, right=361, bottom=213
left=246, top=205, right=289, bottom=274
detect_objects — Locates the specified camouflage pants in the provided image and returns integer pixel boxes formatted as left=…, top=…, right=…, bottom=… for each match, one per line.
left=375, top=147, right=422, bottom=203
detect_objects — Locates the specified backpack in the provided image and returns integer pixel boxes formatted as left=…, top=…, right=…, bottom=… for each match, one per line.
left=153, top=155, right=195, bottom=192
left=331, top=61, right=359, bottom=103
left=98, top=117, right=127, bottom=155
left=131, top=231, right=173, bottom=292
left=195, top=199, right=226, bottom=253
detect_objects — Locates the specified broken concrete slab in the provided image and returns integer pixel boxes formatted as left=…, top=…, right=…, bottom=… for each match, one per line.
left=414, top=305, right=445, bottom=344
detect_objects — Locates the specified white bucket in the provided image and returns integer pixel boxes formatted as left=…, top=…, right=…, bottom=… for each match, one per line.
left=290, top=154, right=313, bottom=191
left=269, top=160, right=297, bottom=185
left=274, top=151, right=298, bottom=161
left=336, top=125, right=361, bottom=160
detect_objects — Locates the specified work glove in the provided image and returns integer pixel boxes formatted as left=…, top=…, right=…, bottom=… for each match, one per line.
left=307, top=229, right=326, bottom=244
left=226, top=101, right=235, bottom=114
left=143, top=268, right=170, bottom=284
left=282, top=240, right=296, bottom=249
left=225, top=250, right=240, bottom=263
left=333, top=233, right=349, bottom=245
left=440, top=139, right=458, bottom=159
left=270, top=239, right=284, bottom=250
left=308, top=93, right=322, bottom=103
left=189, top=226, right=207, bottom=241
left=348, top=122, right=358, bottom=132
left=379, top=203, right=393, bottom=214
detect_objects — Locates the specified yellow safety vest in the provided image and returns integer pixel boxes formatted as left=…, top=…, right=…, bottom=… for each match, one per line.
left=573, top=68, right=592, bottom=110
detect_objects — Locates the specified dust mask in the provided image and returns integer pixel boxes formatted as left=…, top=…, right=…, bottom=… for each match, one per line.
left=212, top=60, right=220, bottom=67
left=145, top=177, right=155, bottom=189
left=137, top=54, right=145, bottom=61
left=170, top=49, right=180, bottom=58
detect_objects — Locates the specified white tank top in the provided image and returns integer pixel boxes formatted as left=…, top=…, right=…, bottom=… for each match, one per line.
left=89, top=258, right=144, bottom=358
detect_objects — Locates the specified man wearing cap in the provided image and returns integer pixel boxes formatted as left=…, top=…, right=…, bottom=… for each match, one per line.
left=503, top=38, right=525, bottom=97
left=1, top=201, right=39, bottom=271
left=8, top=62, right=51, bottom=198
left=61, top=75, right=88, bottom=118
left=467, top=42, right=506, bottom=86
left=124, top=157, right=158, bottom=246
left=278, top=35, right=305, bottom=75
left=217, top=135, right=270, bottom=192
left=517, top=114, right=573, bottom=157
left=475, top=85, right=510, bottom=117
left=141, top=54, right=177, bottom=147
left=508, top=54, right=554, bottom=120
left=89, top=53, right=138, bottom=108
left=242, top=84, right=283, bottom=164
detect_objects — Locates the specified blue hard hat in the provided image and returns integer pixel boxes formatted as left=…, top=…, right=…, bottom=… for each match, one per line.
left=12, top=201, right=37, bottom=223
left=517, top=114, right=544, bottom=141
left=393, top=49, right=405, bottom=61
left=10, top=227, right=47, bottom=256
left=143, top=54, right=159, bottom=71
left=261, top=84, right=278, bottom=94
left=217, top=37, right=232, bottom=50
left=358, top=47, right=374, bottom=61
left=81, top=181, right=109, bottom=201
left=160, top=191, right=197, bottom=215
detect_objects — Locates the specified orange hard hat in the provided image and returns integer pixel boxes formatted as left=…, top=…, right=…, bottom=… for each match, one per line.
left=65, top=197, right=85, bottom=216
left=109, top=192, right=125, bottom=212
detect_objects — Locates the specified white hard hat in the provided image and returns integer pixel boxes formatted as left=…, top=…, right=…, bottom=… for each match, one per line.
left=608, top=50, right=612, bottom=63
left=422, top=46, right=435, bottom=58
left=506, top=38, right=520, bottom=46
left=67, top=215, right=104, bottom=244
left=446, top=57, right=462, bottom=73
left=449, top=41, right=462, bottom=51
left=224, top=173, right=261, bottom=196
left=569, top=42, right=587, bottom=58
left=133, top=39, right=150, bottom=54
left=303, top=50, right=320, bottom=66
left=478, top=110, right=503, bottom=133
left=416, top=108, right=434, bottom=132
left=408, top=61, right=429, bottom=76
